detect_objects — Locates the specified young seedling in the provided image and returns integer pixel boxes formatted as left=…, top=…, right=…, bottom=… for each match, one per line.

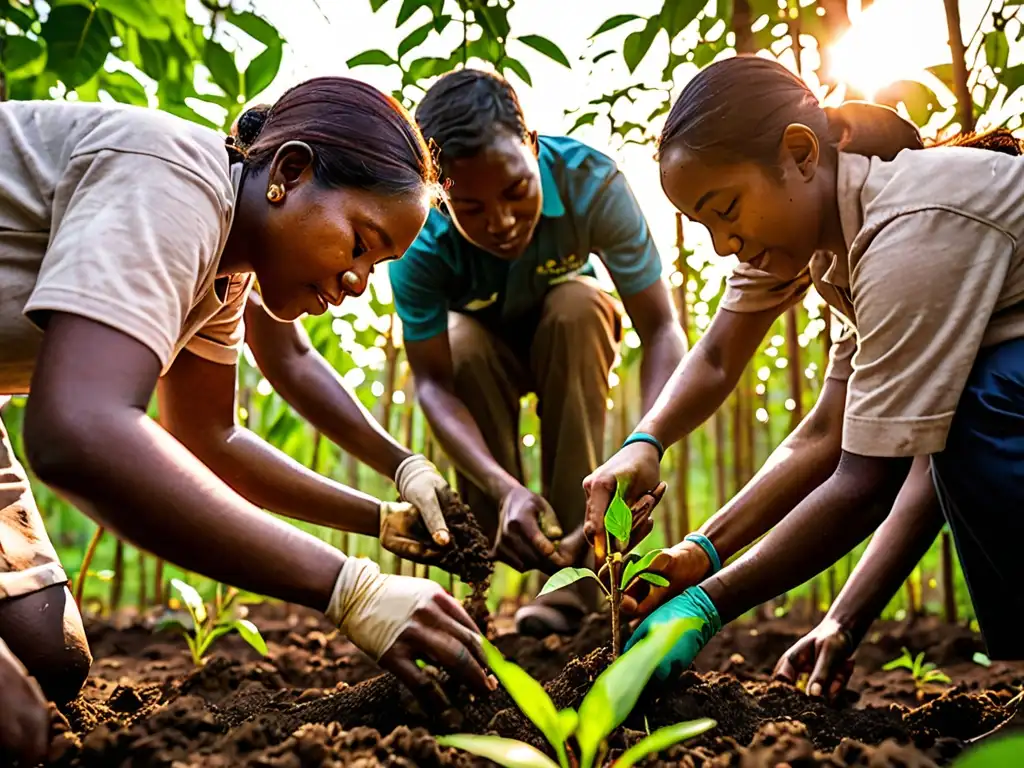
left=540, top=480, right=667, bottom=656
left=883, top=646, right=951, bottom=697
left=438, top=617, right=715, bottom=768
left=160, top=579, right=268, bottom=667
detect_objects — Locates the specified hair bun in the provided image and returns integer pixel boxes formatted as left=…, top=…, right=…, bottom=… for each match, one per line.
left=825, top=102, right=923, bottom=161
left=232, top=104, right=271, bottom=150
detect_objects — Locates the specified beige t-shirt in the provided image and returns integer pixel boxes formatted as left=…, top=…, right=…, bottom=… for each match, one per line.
left=0, top=100, right=254, bottom=395
left=723, top=147, right=1024, bottom=458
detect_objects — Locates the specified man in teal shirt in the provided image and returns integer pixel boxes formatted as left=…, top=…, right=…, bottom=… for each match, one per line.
left=390, top=69, right=685, bottom=635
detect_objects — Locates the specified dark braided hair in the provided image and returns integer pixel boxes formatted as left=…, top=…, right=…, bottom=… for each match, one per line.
left=226, top=77, right=436, bottom=198
left=415, top=69, right=529, bottom=169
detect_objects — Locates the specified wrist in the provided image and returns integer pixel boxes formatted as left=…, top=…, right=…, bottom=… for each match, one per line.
left=683, top=532, right=721, bottom=575
left=622, top=431, right=665, bottom=462
left=824, top=605, right=870, bottom=647
left=487, top=472, right=520, bottom=502
left=389, top=447, right=415, bottom=481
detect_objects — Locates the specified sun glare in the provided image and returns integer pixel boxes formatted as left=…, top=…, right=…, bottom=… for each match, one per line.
left=829, top=0, right=952, bottom=101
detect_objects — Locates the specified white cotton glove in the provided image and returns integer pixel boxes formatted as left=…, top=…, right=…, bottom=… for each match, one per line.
left=395, top=454, right=451, bottom=546
left=325, top=556, right=441, bottom=661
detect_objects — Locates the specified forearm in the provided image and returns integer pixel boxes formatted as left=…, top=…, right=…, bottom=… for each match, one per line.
left=417, top=381, right=518, bottom=501
left=194, top=426, right=380, bottom=537
left=701, top=453, right=912, bottom=624
left=26, top=407, right=344, bottom=610
left=638, top=324, right=687, bottom=413
left=826, top=456, right=943, bottom=644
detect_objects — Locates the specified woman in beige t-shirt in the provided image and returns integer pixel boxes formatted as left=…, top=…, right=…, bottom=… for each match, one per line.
left=584, top=56, right=1024, bottom=685
left=0, top=80, right=492, bottom=763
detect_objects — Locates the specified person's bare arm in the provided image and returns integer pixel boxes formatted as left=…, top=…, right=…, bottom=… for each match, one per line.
left=158, top=345, right=380, bottom=538
left=244, top=292, right=410, bottom=479
left=621, top=281, right=687, bottom=413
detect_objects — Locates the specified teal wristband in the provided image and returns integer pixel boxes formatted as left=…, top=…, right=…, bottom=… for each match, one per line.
left=685, top=533, right=722, bottom=574
left=622, top=431, right=665, bottom=461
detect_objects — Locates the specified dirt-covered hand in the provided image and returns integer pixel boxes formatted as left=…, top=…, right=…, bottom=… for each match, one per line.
left=773, top=617, right=856, bottom=703
left=621, top=538, right=712, bottom=618
left=582, top=442, right=662, bottom=561
left=379, top=501, right=445, bottom=564
left=0, top=638, right=50, bottom=767
left=395, top=454, right=451, bottom=547
left=494, top=486, right=569, bottom=574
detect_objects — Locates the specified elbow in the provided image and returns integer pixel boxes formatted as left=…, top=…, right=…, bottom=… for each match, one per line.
left=23, top=404, right=101, bottom=490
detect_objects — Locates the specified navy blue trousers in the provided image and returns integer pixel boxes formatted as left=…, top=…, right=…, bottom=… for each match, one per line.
left=932, top=338, right=1024, bottom=660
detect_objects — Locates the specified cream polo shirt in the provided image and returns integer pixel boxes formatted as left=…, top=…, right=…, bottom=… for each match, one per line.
left=722, top=147, right=1024, bottom=458
left=0, top=100, right=254, bottom=395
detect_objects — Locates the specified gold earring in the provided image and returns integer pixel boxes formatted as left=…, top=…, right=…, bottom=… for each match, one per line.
left=266, top=183, right=285, bottom=203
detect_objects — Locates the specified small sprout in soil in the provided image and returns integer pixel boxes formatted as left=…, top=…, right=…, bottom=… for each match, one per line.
left=539, top=481, right=666, bottom=656
left=883, top=646, right=951, bottom=695
left=439, top=617, right=715, bottom=768
left=160, top=580, right=268, bottom=667
left=973, top=652, right=992, bottom=668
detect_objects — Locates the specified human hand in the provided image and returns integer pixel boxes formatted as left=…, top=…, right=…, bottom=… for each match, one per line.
left=773, top=617, right=856, bottom=703
left=379, top=501, right=446, bottom=564
left=582, top=442, right=662, bottom=561
left=326, top=557, right=495, bottom=721
left=0, top=638, right=50, bottom=767
left=624, top=586, right=722, bottom=680
left=395, top=454, right=452, bottom=547
left=494, top=485, right=570, bottom=574
left=621, top=538, right=714, bottom=619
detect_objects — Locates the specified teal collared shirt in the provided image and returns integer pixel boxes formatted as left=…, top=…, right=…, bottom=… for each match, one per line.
left=389, top=135, right=662, bottom=343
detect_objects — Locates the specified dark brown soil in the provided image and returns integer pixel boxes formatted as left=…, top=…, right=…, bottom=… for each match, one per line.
left=41, top=603, right=1024, bottom=767
left=434, top=487, right=493, bottom=633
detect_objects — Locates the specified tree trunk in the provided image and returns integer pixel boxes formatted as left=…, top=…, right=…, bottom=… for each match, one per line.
left=732, top=0, right=754, bottom=54
left=943, top=0, right=975, bottom=132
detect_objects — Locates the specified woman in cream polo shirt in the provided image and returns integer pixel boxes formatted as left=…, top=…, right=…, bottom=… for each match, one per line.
left=584, top=56, right=1024, bottom=682
left=0, top=79, right=493, bottom=764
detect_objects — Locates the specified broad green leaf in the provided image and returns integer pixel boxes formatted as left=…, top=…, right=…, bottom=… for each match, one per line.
left=538, top=567, right=601, bottom=598
left=437, top=735, right=559, bottom=768
left=576, top=618, right=703, bottom=768
left=99, top=0, right=170, bottom=40
left=604, top=486, right=632, bottom=549
left=347, top=49, right=395, bottom=68
left=590, top=14, right=641, bottom=38
left=614, top=718, right=717, bottom=768
left=477, top=5, right=511, bottom=42
left=516, top=34, right=571, bottom=68
left=171, top=579, right=207, bottom=625
left=985, top=30, right=1009, bottom=72
left=480, top=638, right=567, bottom=762
left=621, top=549, right=664, bottom=590
left=398, top=19, right=436, bottom=59
left=1, top=36, right=45, bottom=75
left=203, top=40, right=240, bottom=100
left=154, top=613, right=191, bottom=634
left=501, top=57, right=533, bottom=87
left=3, top=3, right=36, bottom=31
left=882, top=648, right=914, bottom=672
left=244, top=41, right=282, bottom=99
left=876, top=80, right=940, bottom=126
left=556, top=709, right=578, bottom=743
left=623, top=18, right=660, bottom=73
left=639, top=573, right=669, bottom=588
left=396, top=0, right=430, bottom=27
left=100, top=70, right=148, bottom=106
left=973, top=652, right=992, bottom=668
left=137, top=36, right=166, bottom=81
left=225, top=10, right=281, bottom=48
left=661, top=0, right=705, bottom=38
left=42, top=5, right=114, bottom=88
left=923, top=670, right=951, bottom=685
left=952, top=731, right=1024, bottom=767
left=196, top=624, right=233, bottom=660
left=370, top=0, right=391, bottom=11
left=568, top=111, right=598, bottom=134
left=233, top=619, right=268, bottom=656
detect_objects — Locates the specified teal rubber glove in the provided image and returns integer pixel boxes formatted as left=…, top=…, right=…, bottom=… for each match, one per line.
left=624, top=586, right=722, bottom=680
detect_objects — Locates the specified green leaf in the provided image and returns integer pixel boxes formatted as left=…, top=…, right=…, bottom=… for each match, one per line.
left=398, top=17, right=447, bottom=59
left=225, top=10, right=281, bottom=48
left=985, top=30, right=1009, bottom=72
left=661, top=0, right=705, bottom=38
left=3, top=3, right=36, bottom=32
left=875, top=80, right=939, bottom=126
left=477, top=5, right=511, bottom=42
left=590, top=14, right=642, bottom=37
left=396, top=0, right=430, bottom=26
left=556, top=709, right=578, bottom=743
left=98, top=0, right=170, bottom=40
left=244, top=41, right=282, bottom=99
left=1, top=36, right=45, bottom=76
left=501, top=57, right=532, bottom=86
left=973, top=652, right=992, bottom=668
left=576, top=618, right=704, bottom=768
left=405, top=55, right=452, bottom=81
left=621, top=549, right=664, bottom=590
left=203, top=40, right=240, bottom=100
left=370, top=0, right=391, bottom=11
left=437, top=735, right=560, bottom=768
left=196, top=624, right=233, bottom=660
left=233, top=619, right=269, bottom=656
left=154, top=613, right=191, bottom=634
left=516, top=34, right=571, bottom=68
left=539, top=567, right=601, bottom=598
left=347, top=49, right=395, bottom=68
left=100, top=69, right=148, bottom=105
left=604, top=485, right=632, bottom=548
left=639, top=573, right=670, bottom=588
left=623, top=18, right=660, bottom=73
left=615, top=718, right=717, bottom=768
left=882, top=648, right=914, bottom=672
left=480, top=639, right=567, bottom=762
left=568, top=111, right=598, bottom=134
left=923, top=670, right=951, bottom=685
left=42, top=5, right=114, bottom=88
left=171, top=578, right=207, bottom=625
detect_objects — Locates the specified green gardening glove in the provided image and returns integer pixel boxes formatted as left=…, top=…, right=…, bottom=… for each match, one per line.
left=624, top=586, right=722, bottom=680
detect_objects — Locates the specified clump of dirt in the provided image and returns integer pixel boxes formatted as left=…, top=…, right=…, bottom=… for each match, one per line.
left=434, top=487, right=493, bottom=632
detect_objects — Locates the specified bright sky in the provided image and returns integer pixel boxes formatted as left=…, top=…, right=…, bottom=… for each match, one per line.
left=224, top=0, right=1014, bottom=311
